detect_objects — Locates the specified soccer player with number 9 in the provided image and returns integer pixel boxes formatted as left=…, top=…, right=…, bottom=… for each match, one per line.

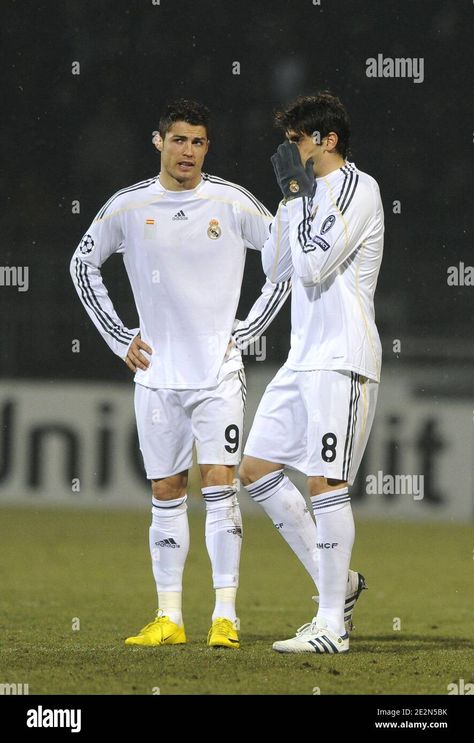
left=70, top=99, right=290, bottom=649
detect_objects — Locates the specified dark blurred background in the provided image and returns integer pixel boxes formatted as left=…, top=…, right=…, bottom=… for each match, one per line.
left=1, top=0, right=472, bottom=380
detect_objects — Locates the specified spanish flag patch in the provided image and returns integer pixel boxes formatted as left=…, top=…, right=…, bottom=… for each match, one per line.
left=144, top=218, right=156, bottom=239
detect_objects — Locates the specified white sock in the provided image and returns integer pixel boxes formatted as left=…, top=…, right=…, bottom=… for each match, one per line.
left=157, top=591, right=183, bottom=627
left=202, top=485, right=242, bottom=622
left=245, top=470, right=319, bottom=590
left=214, top=587, right=238, bottom=624
left=149, top=495, right=190, bottom=626
left=311, top=488, right=354, bottom=636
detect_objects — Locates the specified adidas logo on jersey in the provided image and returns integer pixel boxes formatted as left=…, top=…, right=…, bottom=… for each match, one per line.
left=155, top=538, right=180, bottom=548
left=172, top=210, right=188, bottom=221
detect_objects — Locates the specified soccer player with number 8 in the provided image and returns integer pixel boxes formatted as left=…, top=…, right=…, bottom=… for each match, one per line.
left=240, top=92, right=384, bottom=654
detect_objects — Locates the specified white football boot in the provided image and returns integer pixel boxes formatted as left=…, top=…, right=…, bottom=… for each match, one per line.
left=273, top=621, right=349, bottom=654
left=272, top=570, right=367, bottom=653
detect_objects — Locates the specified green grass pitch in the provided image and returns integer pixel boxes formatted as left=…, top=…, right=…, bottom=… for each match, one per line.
left=0, top=506, right=472, bottom=695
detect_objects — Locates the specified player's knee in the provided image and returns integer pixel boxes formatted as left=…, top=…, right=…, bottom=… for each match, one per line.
left=238, top=457, right=256, bottom=486
left=239, top=456, right=277, bottom=487
left=309, top=476, right=347, bottom=497
left=200, top=464, right=235, bottom=488
left=151, top=473, right=187, bottom=501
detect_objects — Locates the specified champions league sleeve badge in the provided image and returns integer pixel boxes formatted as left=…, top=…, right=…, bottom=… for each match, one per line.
left=207, top=218, right=222, bottom=240
left=79, top=234, right=95, bottom=255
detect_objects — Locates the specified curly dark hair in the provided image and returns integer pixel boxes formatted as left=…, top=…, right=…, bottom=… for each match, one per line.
left=158, top=99, right=211, bottom=139
left=275, top=92, right=351, bottom=158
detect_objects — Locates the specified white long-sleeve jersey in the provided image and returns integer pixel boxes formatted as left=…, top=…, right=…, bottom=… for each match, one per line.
left=262, top=162, right=384, bottom=382
left=70, top=173, right=290, bottom=389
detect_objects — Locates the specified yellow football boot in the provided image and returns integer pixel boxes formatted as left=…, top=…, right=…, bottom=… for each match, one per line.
left=125, top=611, right=186, bottom=646
left=207, top=617, right=240, bottom=649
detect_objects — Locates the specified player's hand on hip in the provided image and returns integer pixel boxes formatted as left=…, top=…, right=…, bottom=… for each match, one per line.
left=271, top=141, right=314, bottom=201
left=125, top=333, right=152, bottom=372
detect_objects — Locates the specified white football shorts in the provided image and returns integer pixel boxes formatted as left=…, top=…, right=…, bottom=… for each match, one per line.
left=244, top=365, right=378, bottom=484
left=134, top=369, right=246, bottom=479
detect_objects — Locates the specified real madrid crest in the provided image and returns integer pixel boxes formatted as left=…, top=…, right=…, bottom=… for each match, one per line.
left=289, top=179, right=300, bottom=194
left=207, top=218, right=222, bottom=240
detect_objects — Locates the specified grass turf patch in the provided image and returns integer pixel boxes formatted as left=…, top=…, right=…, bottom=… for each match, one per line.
left=0, top=507, right=472, bottom=695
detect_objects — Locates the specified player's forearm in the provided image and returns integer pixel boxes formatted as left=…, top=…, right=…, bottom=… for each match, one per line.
left=70, top=255, right=139, bottom=359
left=287, top=199, right=349, bottom=286
left=290, top=235, right=350, bottom=287
left=231, top=277, right=291, bottom=350
left=287, top=184, right=378, bottom=286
